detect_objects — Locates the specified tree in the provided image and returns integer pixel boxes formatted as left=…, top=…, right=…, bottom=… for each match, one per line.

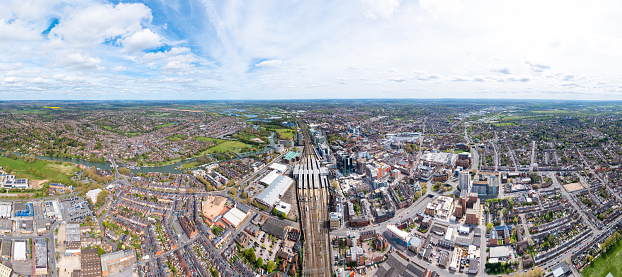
left=272, top=208, right=278, bottom=216
left=472, top=169, right=478, bottom=176
left=332, top=181, right=339, bottom=190
left=486, top=223, right=494, bottom=233
left=281, top=212, right=287, bottom=219
left=415, top=191, right=421, bottom=198
left=527, top=238, right=534, bottom=246
left=256, top=257, right=263, bottom=268
left=267, top=261, right=275, bottom=273
left=229, top=188, right=236, bottom=196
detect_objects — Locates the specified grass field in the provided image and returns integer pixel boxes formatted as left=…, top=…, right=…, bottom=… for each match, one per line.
left=0, top=156, right=77, bottom=184
left=274, top=128, right=296, bottom=139
left=181, top=162, right=198, bottom=169
left=155, top=122, right=177, bottom=129
left=194, top=137, right=249, bottom=154
left=582, top=238, right=622, bottom=277
left=203, top=141, right=249, bottom=154
left=194, top=137, right=224, bottom=143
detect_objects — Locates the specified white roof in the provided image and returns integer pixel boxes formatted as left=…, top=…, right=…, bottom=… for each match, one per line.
left=458, top=225, right=470, bottom=233
left=387, top=224, right=410, bottom=242
left=222, top=207, right=248, bottom=228
left=255, top=175, right=294, bottom=207
left=269, top=163, right=288, bottom=173
left=275, top=201, right=292, bottom=215
left=0, top=205, right=10, bottom=218
left=260, top=170, right=280, bottom=185
left=445, top=227, right=453, bottom=241
left=489, top=246, right=511, bottom=259
left=14, top=241, right=26, bottom=261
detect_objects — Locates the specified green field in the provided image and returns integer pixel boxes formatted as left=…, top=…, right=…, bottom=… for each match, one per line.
left=181, top=162, right=198, bottom=169
left=155, top=122, right=177, bottom=129
left=194, top=137, right=224, bottom=143
left=582, top=238, right=622, bottom=277
left=203, top=141, right=249, bottom=154
left=0, top=156, right=77, bottom=184
left=274, top=128, right=296, bottom=139
left=166, top=134, right=187, bottom=141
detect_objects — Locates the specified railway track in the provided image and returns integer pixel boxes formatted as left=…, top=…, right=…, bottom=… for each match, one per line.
left=294, top=116, right=331, bottom=277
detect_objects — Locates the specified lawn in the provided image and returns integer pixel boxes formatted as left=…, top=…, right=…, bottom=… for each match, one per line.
left=203, top=141, right=249, bottom=154
left=582, top=238, right=622, bottom=277
left=0, top=156, right=77, bottom=184
left=274, top=128, right=296, bottom=139
left=181, top=162, right=198, bottom=169
left=194, top=137, right=225, bottom=143
left=155, top=122, right=177, bottom=129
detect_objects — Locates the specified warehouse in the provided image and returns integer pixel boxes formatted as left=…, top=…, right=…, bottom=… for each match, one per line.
left=13, top=240, right=26, bottom=261
left=222, top=206, right=250, bottom=228
left=255, top=174, right=294, bottom=207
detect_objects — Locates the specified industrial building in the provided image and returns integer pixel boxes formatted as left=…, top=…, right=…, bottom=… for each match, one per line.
left=81, top=248, right=102, bottom=277
left=222, top=206, right=250, bottom=228
left=254, top=173, right=294, bottom=207
left=201, top=195, right=228, bottom=225
left=66, top=223, right=81, bottom=255
left=35, top=238, right=47, bottom=276
left=13, top=240, right=26, bottom=261
left=101, top=249, right=136, bottom=276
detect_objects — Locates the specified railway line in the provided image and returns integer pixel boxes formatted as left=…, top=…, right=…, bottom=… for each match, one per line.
left=294, top=117, right=332, bottom=277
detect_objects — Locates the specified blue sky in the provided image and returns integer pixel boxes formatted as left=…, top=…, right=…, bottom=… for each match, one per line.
left=1, top=0, right=622, bottom=100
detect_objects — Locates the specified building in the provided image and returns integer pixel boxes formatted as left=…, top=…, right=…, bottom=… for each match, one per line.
left=489, top=245, right=511, bottom=260
left=261, top=218, right=291, bottom=239
left=12, top=241, right=26, bottom=261
left=455, top=153, right=471, bottom=168
left=81, top=248, right=102, bottom=277
left=551, top=262, right=571, bottom=277
left=13, top=203, right=32, bottom=217
left=100, top=249, right=136, bottom=276
left=273, top=201, right=292, bottom=217
left=0, top=263, right=11, bottom=277
left=336, top=151, right=355, bottom=175
left=329, top=212, right=343, bottom=230
left=458, top=171, right=471, bottom=191
left=35, top=238, right=48, bottom=276
left=0, top=240, right=10, bottom=261
left=255, top=174, right=294, bottom=207
left=387, top=225, right=411, bottom=247
left=222, top=206, right=250, bottom=228
left=0, top=175, right=28, bottom=189
left=66, top=223, right=81, bottom=255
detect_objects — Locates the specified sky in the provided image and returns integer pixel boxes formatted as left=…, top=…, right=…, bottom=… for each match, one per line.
left=1, top=0, right=622, bottom=100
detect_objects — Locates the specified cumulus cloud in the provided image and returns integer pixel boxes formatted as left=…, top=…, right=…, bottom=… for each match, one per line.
left=122, top=29, right=163, bottom=53
left=255, top=60, right=282, bottom=68
left=48, top=3, right=152, bottom=48
left=61, top=53, right=103, bottom=71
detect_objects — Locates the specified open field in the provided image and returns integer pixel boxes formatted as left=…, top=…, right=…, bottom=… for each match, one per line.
left=0, top=156, right=77, bottom=184
left=274, top=128, right=296, bottom=139
left=194, top=137, right=223, bottom=143
left=582, top=238, right=622, bottom=277
left=563, top=182, right=584, bottom=192
left=203, top=141, right=249, bottom=154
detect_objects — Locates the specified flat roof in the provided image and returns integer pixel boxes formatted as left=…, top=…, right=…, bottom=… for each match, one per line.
left=255, top=175, right=294, bottom=207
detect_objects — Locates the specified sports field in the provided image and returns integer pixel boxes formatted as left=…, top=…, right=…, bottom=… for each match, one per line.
left=582, top=238, right=622, bottom=277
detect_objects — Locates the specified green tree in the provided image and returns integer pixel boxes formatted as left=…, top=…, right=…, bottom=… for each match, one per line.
left=256, top=257, right=263, bottom=268
left=272, top=208, right=278, bottom=216
left=486, top=223, right=494, bottom=233
left=267, top=261, right=275, bottom=273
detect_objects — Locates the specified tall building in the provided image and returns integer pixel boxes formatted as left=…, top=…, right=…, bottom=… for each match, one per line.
left=458, top=171, right=471, bottom=191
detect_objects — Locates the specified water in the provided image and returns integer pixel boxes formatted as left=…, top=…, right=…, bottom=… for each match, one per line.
left=32, top=155, right=185, bottom=174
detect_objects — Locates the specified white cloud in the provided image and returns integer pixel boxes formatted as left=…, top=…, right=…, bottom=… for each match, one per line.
left=112, top=66, right=128, bottom=72
left=48, top=3, right=152, bottom=48
left=362, top=0, right=400, bottom=19
left=255, top=60, right=282, bottom=68
left=122, top=29, right=163, bottom=53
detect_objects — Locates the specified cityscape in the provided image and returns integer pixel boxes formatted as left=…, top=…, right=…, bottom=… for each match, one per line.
left=0, top=100, right=618, bottom=277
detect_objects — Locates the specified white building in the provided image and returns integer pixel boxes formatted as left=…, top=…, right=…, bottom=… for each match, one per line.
left=255, top=174, right=294, bottom=207
left=13, top=241, right=26, bottom=261
left=458, top=171, right=471, bottom=191
left=222, top=207, right=250, bottom=228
